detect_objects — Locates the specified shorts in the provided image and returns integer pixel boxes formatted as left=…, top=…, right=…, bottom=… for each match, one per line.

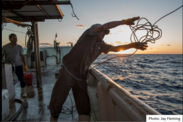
left=49, top=66, right=91, bottom=118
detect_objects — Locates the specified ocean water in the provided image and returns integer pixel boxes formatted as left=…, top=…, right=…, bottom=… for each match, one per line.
left=92, top=54, right=183, bottom=115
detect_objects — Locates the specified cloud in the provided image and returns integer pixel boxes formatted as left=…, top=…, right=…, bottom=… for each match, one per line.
left=76, top=25, right=86, bottom=28
left=62, top=9, right=66, bottom=12
left=109, top=33, right=118, bottom=35
left=23, top=43, right=53, bottom=47
left=39, top=43, right=53, bottom=46
left=115, top=41, right=123, bottom=44
left=107, top=42, right=114, bottom=45
left=167, top=44, right=171, bottom=46
left=161, top=44, right=163, bottom=46
left=39, top=43, right=52, bottom=45
left=21, top=44, right=26, bottom=47
left=109, top=30, right=122, bottom=35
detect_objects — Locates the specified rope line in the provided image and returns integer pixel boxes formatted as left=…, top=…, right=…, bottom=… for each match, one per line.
left=3, top=28, right=26, bottom=34
left=38, top=22, right=43, bottom=33
left=70, top=3, right=79, bottom=20
left=47, top=94, right=76, bottom=120
left=92, top=5, right=182, bottom=69
left=153, top=5, right=183, bottom=26
left=25, top=28, right=34, bottom=57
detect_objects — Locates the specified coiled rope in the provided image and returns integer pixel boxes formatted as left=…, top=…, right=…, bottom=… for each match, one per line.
left=92, top=5, right=183, bottom=69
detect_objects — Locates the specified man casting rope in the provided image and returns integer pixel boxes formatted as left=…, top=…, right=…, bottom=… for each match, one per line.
left=49, top=17, right=148, bottom=121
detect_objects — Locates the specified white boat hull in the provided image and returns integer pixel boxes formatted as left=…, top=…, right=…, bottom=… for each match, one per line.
left=87, top=67, right=160, bottom=121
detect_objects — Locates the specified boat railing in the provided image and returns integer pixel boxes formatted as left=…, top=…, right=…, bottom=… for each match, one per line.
left=87, top=67, right=161, bottom=121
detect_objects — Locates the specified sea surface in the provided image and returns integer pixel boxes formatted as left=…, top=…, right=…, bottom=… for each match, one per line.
left=92, top=54, right=183, bottom=115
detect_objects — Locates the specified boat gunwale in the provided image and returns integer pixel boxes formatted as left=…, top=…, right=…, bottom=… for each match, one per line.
left=89, top=67, right=161, bottom=117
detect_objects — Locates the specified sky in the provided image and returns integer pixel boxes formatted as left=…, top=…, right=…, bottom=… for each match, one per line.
left=2, top=0, right=182, bottom=54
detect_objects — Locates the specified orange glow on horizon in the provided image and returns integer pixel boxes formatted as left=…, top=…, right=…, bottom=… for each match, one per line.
left=108, top=43, right=182, bottom=54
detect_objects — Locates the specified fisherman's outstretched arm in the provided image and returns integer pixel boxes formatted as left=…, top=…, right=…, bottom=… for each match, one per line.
left=110, top=44, right=131, bottom=52
left=110, top=42, right=148, bottom=52
left=93, top=17, right=140, bottom=34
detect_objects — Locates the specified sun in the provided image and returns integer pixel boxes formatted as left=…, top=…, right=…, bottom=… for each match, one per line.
left=109, top=49, right=137, bottom=54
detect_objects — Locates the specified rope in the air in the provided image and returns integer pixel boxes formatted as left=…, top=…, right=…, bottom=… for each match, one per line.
left=91, top=5, right=183, bottom=69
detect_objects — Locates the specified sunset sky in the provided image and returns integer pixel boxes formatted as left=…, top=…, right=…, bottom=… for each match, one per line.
left=2, top=0, right=182, bottom=54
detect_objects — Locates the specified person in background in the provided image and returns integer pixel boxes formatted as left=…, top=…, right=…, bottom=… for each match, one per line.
left=2, top=33, right=28, bottom=97
left=49, top=17, right=148, bottom=121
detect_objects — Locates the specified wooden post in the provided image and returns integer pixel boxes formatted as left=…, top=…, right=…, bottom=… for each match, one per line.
left=31, top=21, right=42, bottom=87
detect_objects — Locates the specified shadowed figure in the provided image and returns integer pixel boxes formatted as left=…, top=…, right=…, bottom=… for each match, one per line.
left=49, top=17, right=148, bottom=122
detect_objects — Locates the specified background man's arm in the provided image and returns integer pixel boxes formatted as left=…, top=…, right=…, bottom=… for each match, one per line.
left=21, top=54, right=27, bottom=65
left=21, top=54, right=28, bottom=72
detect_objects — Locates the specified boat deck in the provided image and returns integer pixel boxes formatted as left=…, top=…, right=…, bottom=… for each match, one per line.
left=4, top=64, right=96, bottom=121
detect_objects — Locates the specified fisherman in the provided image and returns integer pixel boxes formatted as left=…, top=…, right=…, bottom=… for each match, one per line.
left=49, top=17, right=148, bottom=121
left=2, top=33, right=28, bottom=97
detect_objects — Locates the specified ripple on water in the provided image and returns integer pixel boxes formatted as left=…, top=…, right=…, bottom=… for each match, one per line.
left=138, top=97, right=146, bottom=101
left=158, top=109, right=175, bottom=114
left=134, top=71, right=143, bottom=74
left=156, top=96, right=183, bottom=104
left=173, top=109, right=183, bottom=114
left=94, top=54, right=182, bottom=114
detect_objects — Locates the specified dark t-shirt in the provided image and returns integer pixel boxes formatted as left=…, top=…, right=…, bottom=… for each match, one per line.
left=63, top=24, right=112, bottom=80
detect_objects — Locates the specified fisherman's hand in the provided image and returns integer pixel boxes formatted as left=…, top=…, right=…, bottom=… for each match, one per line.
left=130, top=42, right=148, bottom=50
left=122, top=17, right=140, bottom=25
left=24, top=65, right=28, bottom=72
